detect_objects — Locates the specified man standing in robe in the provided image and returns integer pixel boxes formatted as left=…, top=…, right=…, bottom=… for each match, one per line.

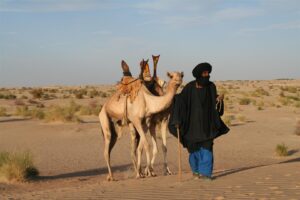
left=169, top=62, right=229, bottom=180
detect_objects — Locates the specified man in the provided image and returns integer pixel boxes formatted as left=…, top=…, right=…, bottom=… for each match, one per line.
left=169, top=62, right=229, bottom=180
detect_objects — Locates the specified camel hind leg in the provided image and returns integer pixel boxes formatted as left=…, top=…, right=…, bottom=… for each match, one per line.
left=99, top=109, right=118, bottom=181
left=132, top=120, right=150, bottom=178
left=149, top=123, right=158, bottom=177
left=129, top=123, right=140, bottom=173
left=161, top=120, right=172, bottom=175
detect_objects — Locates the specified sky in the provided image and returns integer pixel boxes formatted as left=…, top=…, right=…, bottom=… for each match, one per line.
left=0, top=0, right=299, bottom=87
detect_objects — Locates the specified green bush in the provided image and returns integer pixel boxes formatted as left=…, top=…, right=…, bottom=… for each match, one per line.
left=0, top=151, right=39, bottom=182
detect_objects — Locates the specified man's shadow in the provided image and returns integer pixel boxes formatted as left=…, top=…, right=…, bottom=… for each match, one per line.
left=214, top=156, right=300, bottom=179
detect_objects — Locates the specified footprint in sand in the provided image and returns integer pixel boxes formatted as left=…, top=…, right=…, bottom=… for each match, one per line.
left=214, top=196, right=225, bottom=200
left=274, top=191, right=284, bottom=194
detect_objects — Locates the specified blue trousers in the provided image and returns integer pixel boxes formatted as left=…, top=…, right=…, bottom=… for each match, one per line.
left=189, top=147, right=214, bottom=177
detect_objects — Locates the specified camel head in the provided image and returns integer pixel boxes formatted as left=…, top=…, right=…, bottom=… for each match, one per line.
left=139, top=59, right=152, bottom=82
left=167, top=71, right=184, bottom=88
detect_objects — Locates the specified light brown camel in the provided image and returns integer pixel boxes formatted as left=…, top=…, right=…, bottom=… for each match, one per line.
left=133, top=56, right=174, bottom=176
left=99, top=62, right=183, bottom=181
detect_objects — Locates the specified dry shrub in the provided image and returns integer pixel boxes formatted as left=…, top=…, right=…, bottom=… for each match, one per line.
left=15, top=106, right=45, bottom=119
left=30, top=89, right=43, bottom=99
left=222, top=115, right=235, bottom=126
left=20, top=95, right=28, bottom=99
left=15, top=106, right=31, bottom=117
left=237, top=114, right=246, bottom=122
left=0, top=107, right=7, bottom=117
left=295, top=120, right=300, bottom=136
left=239, top=98, right=251, bottom=105
left=0, top=93, right=16, bottom=99
left=275, top=143, right=288, bottom=157
left=0, top=151, right=39, bottom=182
left=79, top=103, right=102, bottom=116
left=280, top=86, right=297, bottom=93
left=14, top=99, right=25, bottom=106
left=44, top=101, right=82, bottom=122
left=255, top=88, right=269, bottom=96
left=257, top=106, right=263, bottom=110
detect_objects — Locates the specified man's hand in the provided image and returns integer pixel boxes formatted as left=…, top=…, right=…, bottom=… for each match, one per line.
left=217, top=94, right=224, bottom=102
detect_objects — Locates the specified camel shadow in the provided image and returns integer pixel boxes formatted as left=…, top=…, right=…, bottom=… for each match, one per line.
left=214, top=156, right=300, bottom=179
left=38, top=163, right=132, bottom=181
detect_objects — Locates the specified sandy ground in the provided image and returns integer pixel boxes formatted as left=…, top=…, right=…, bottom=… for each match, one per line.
left=0, top=80, right=299, bottom=199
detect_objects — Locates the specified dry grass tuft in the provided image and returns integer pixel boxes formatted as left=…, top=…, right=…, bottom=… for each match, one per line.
left=295, top=120, right=300, bottom=136
left=0, top=151, right=39, bottom=182
left=0, top=107, right=8, bottom=117
left=239, top=98, right=251, bottom=105
left=275, top=143, right=288, bottom=157
left=44, top=101, right=82, bottom=123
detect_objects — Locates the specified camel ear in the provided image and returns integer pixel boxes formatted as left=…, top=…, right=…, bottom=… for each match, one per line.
left=181, top=72, right=184, bottom=78
left=167, top=72, right=173, bottom=79
left=152, top=55, right=160, bottom=78
left=139, top=59, right=145, bottom=78
left=121, top=60, right=130, bottom=73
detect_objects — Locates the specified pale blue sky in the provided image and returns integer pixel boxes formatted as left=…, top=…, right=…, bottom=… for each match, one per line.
left=1, top=0, right=299, bottom=86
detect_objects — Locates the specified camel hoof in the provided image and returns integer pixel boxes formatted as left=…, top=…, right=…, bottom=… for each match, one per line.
left=106, top=175, right=115, bottom=181
left=163, top=168, right=173, bottom=176
left=136, top=173, right=145, bottom=179
left=151, top=172, right=157, bottom=177
left=164, top=170, right=174, bottom=176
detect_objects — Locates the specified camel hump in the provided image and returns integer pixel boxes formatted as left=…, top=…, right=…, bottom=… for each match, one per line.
left=116, top=77, right=143, bottom=103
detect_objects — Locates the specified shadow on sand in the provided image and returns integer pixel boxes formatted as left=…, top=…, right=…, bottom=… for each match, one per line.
left=0, top=117, right=31, bottom=123
left=38, top=163, right=132, bottom=181
left=37, top=157, right=300, bottom=181
left=214, top=156, right=300, bottom=179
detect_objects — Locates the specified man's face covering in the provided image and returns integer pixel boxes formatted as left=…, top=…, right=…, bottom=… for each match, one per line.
left=196, top=72, right=210, bottom=86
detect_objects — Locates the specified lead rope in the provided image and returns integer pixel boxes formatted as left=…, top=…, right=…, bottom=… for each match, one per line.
left=122, top=94, right=129, bottom=126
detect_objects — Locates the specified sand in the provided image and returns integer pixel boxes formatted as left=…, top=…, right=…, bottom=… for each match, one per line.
left=0, top=80, right=299, bottom=199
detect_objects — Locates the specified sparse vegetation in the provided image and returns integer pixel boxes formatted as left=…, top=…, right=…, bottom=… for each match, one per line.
left=15, top=106, right=45, bottom=119
left=222, top=115, right=235, bottom=126
left=0, top=93, right=16, bottom=99
left=0, top=107, right=7, bottom=117
left=275, top=143, right=288, bottom=157
left=14, top=99, right=25, bottom=106
left=44, top=101, right=82, bottom=123
left=295, top=120, right=300, bottom=136
left=0, top=151, right=39, bottom=182
left=237, top=114, right=246, bottom=122
left=30, top=89, right=43, bottom=99
left=239, top=98, right=251, bottom=105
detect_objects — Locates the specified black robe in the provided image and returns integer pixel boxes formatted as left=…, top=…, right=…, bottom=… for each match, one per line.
left=169, top=80, right=229, bottom=153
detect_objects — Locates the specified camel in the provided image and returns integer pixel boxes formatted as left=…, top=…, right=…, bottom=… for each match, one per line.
left=99, top=61, right=183, bottom=181
left=135, top=56, right=174, bottom=175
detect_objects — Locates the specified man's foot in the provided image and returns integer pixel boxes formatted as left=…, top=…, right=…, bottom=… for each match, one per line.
left=192, top=172, right=200, bottom=180
left=201, top=175, right=214, bottom=181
